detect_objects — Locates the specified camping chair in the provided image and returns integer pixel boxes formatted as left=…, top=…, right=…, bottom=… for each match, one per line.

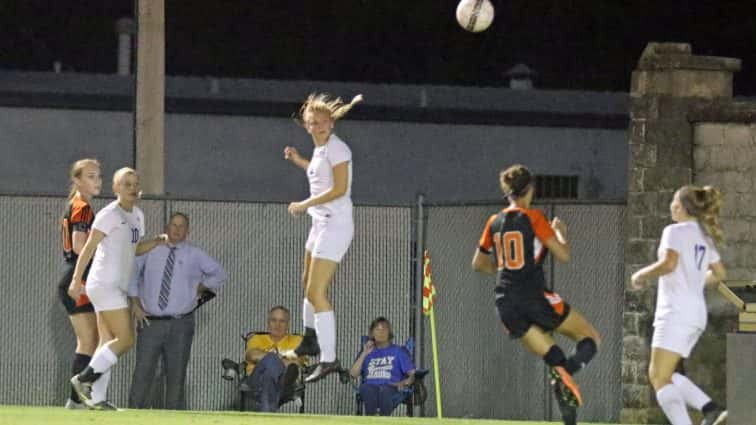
left=352, top=335, right=429, bottom=416
left=221, top=331, right=307, bottom=413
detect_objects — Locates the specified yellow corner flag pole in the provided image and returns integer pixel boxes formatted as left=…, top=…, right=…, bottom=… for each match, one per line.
left=423, top=250, right=443, bottom=418
left=429, top=305, right=443, bottom=418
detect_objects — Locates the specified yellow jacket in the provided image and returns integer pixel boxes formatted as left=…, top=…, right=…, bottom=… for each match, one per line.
left=245, top=333, right=307, bottom=375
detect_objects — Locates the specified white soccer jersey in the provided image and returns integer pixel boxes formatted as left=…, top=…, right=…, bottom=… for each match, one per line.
left=306, top=133, right=353, bottom=219
left=654, top=221, right=720, bottom=330
left=87, top=201, right=145, bottom=291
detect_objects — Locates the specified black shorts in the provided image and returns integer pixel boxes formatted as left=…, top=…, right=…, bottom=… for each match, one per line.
left=57, top=262, right=94, bottom=315
left=495, top=290, right=571, bottom=339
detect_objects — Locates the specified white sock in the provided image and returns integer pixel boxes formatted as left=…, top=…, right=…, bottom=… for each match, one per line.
left=90, top=369, right=111, bottom=404
left=314, top=310, right=336, bottom=362
left=672, top=373, right=711, bottom=411
left=657, top=384, right=692, bottom=425
left=303, top=299, right=315, bottom=329
left=89, top=345, right=118, bottom=374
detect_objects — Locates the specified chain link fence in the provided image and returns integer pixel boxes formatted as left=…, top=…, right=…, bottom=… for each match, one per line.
left=0, top=195, right=623, bottom=421
left=421, top=202, right=624, bottom=422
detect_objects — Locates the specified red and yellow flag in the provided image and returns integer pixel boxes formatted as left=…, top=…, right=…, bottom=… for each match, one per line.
left=422, top=250, right=437, bottom=315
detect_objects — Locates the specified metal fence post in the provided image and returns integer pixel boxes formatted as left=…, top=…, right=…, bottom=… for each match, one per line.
left=413, top=193, right=426, bottom=416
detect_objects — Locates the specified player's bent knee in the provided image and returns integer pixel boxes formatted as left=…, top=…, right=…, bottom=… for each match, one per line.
left=573, top=320, right=601, bottom=346
left=648, top=364, right=671, bottom=390
left=115, top=332, right=136, bottom=353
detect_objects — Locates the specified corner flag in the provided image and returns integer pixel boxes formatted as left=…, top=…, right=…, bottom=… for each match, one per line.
left=422, top=250, right=437, bottom=315
left=422, top=249, right=442, bottom=418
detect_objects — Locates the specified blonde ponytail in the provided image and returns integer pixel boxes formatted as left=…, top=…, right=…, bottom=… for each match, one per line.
left=66, top=184, right=78, bottom=205
left=298, top=93, right=363, bottom=123
left=679, top=184, right=724, bottom=246
left=699, top=186, right=724, bottom=246
left=332, top=94, right=363, bottom=120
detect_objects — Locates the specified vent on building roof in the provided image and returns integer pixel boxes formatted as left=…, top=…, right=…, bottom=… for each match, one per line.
left=535, top=175, right=579, bottom=199
left=504, top=63, right=536, bottom=90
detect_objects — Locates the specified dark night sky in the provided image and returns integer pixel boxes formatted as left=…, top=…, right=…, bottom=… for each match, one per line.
left=2, top=1, right=755, bottom=94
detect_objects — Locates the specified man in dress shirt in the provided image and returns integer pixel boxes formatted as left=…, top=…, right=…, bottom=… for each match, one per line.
left=127, top=212, right=227, bottom=410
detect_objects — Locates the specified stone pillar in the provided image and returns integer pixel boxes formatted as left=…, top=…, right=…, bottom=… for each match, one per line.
left=622, top=43, right=741, bottom=424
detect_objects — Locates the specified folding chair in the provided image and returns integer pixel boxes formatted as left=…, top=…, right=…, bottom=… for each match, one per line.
left=221, top=331, right=307, bottom=413
left=353, top=335, right=429, bottom=416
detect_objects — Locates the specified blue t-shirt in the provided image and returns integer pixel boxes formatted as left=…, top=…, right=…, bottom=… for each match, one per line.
left=360, top=344, right=415, bottom=386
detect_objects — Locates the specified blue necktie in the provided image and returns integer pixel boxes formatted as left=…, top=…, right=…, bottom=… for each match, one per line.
left=158, top=247, right=177, bottom=310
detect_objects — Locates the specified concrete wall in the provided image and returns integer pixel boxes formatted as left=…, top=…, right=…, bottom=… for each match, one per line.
left=0, top=107, right=134, bottom=196
left=0, top=106, right=626, bottom=204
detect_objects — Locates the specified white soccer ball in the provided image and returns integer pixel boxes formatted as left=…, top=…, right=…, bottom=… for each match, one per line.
left=456, top=0, right=495, bottom=33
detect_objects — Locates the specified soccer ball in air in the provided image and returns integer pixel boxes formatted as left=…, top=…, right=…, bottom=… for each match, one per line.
left=456, top=0, right=494, bottom=33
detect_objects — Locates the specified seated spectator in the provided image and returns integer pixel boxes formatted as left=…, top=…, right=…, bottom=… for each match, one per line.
left=241, top=306, right=308, bottom=412
left=350, top=317, right=416, bottom=416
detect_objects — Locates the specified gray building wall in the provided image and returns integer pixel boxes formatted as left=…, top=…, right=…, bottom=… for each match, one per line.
left=0, top=106, right=626, bottom=203
left=0, top=107, right=134, bottom=196
left=169, top=114, right=627, bottom=203
left=0, top=71, right=628, bottom=204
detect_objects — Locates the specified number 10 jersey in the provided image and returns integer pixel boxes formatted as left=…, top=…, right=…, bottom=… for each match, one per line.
left=479, top=207, right=556, bottom=296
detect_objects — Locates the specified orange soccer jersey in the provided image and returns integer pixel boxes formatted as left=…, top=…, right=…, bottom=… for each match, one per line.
left=479, top=207, right=556, bottom=294
left=62, top=196, right=94, bottom=307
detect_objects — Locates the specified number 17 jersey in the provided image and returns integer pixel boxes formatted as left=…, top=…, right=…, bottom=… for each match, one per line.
left=479, top=207, right=556, bottom=295
left=655, top=221, right=720, bottom=330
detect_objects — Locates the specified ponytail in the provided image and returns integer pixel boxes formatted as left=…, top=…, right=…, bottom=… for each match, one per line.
left=66, top=184, right=78, bottom=205
left=298, top=93, right=363, bottom=123
left=679, top=185, right=724, bottom=246
left=699, top=186, right=724, bottom=246
left=332, top=94, right=363, bottom=120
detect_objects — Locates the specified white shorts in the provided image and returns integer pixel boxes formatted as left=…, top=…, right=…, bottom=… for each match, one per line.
left=85, top=283, right=129, bottom=312
left=305, top=215, right=354, bottom=263
left=651, top=322, right=704, bottom=358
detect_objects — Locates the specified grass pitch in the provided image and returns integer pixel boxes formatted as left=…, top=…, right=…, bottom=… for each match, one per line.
left=0, top=405, right=623, bottom=425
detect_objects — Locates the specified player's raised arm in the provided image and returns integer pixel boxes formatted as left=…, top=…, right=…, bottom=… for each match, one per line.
left=284, top=146, right=309, bottom=170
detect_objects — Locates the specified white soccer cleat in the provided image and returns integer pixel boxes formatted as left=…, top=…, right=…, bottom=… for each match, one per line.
left=701, top=408, right=727, bottom=425
left=69, top=375, right=93, bottom=406
left=90, top=400, right=123, bottom=411
left=64, top=398, right=87, bottom=410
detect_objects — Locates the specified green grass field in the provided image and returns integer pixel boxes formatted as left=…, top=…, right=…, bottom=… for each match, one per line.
left=0, top=406, right=622, bottom=425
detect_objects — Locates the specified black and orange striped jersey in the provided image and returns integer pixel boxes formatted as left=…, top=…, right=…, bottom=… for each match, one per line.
left=479, top=207, right=556, bottom=294
left=62, top=196, right=94, bottom=263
